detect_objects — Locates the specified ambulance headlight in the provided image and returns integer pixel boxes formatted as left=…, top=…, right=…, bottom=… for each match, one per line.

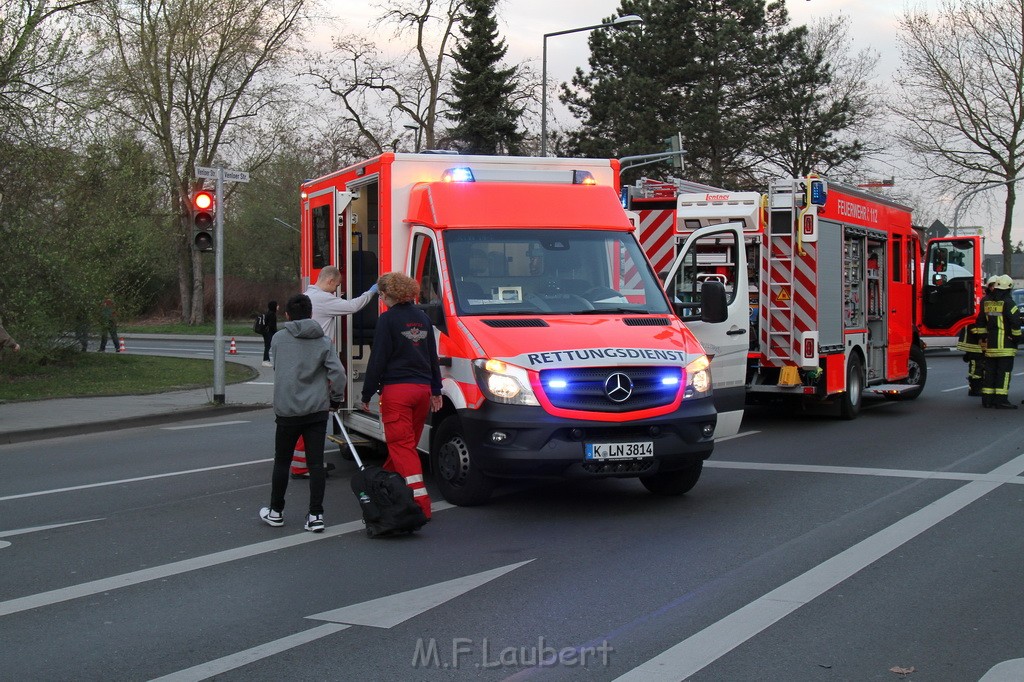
left=684, top=355, right=712, bottom=397
left=473, top=359, right=540, bottom=406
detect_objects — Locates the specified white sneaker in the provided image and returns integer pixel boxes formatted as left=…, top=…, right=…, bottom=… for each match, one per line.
left=259, top=507, right=283, bottom=527
left=305, top=513, right=325, bottom=533
left=261, top=361, right=272, bottom=367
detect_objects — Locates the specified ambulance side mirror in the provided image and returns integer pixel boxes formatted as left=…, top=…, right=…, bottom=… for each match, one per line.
left=700, top=280, right=728, bottom=323
left=417, top=300, right=447, bottom=335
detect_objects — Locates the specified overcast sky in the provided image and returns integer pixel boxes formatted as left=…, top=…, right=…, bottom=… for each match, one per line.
left=328, top=1, right=1023, bottom=241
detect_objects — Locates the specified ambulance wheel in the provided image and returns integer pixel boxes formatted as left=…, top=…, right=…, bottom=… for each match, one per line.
left=640, top=461, right=702, bottom=496
left=431, top=417, right=495, bottom=506
left=839, top=355, right=864, bottom=420
left=896, top=345, right=927, bottom=401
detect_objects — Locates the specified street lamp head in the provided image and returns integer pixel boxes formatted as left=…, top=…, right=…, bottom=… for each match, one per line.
left=610, top=14, right=644, bottom=28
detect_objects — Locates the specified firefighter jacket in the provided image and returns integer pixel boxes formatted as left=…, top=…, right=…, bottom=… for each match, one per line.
left=956, top=318, right=986, bottom=354
left=977, top=291, right=1022, bottom=358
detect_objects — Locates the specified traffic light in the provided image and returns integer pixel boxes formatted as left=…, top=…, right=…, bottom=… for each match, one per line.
left=663, top=132, right=683, bottom=170
left=191, top=189, right=215, bottom=252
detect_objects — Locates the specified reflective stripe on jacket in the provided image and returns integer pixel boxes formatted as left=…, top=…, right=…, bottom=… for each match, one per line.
left=978, top=293, right=1022, bottom=357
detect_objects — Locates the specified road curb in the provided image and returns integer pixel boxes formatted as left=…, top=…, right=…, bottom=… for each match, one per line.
left=0, top=403, right=270, bottom=445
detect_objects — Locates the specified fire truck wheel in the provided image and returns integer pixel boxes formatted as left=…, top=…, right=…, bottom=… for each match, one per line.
left=839, top=355, right=864, bottom=420
left=640, top=461, right=703, bottom=496
left=896, top=345, right=927, bottom=401
left=431, top=417, right=495, bottom=506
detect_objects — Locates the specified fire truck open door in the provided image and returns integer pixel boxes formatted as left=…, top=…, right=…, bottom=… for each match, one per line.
left=920, top=235, right=983, bottom=336
left=663, top=223, right=749, bottom=439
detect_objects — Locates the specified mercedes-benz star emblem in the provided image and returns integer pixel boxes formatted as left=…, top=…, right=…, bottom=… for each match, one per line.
left=604, top=372, right=634, bottom=403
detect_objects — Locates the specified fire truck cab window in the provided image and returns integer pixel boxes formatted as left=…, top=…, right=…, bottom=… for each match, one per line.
left=669, top=233, right=740, bottom=318
left=444, top=229, right=669, bottom=315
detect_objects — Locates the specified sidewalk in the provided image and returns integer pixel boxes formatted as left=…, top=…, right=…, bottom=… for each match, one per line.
left=0, top=334, right=274, bottom=445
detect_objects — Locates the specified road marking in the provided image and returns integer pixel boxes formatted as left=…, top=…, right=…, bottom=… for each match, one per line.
left=0, top=501, right=455, bottom=618
left=714, top=431, right=759, bottom=443
left=980, top=658, right=1024, bottom=681
left=161, top=421, right=251, bottom=430
left=0, top=519, right=102, bottom=539
left=0, top=459, right=273, bottom=502
left=706, top=460, right=1024, bottom=485
left=150, top=559, right=531, bottom=681
left=147, top=624, right=352, bottom=682
left=245, top=382, right=274, bottom=385
left=942, top=384, right=969, bottom=392
left=614, top=451, right=1024, bottom=681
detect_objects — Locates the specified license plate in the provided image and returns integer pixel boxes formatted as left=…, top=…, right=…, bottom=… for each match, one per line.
left=585, top=441, right=654, bottom=460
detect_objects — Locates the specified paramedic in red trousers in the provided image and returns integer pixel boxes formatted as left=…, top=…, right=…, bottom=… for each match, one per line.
left=977, top=274, right=1022, bottom=409
left=305, top=265, right=377, bottom=342
left=359, top=273, right=442, bottom=520
left=259, top=293, right=345, bottom=532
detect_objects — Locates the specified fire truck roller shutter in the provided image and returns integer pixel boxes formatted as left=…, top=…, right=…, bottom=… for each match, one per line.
left=352, top=250, right=378, bottom=345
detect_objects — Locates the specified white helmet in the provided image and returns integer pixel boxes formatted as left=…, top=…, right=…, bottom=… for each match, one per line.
left=994, top=274, right=1014, bottom=290
left=987, top=275, right=1000, bottom=286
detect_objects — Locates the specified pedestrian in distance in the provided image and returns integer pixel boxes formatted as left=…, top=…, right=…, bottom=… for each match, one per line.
left=98, top=297, right=120, bottom=352
left=0, top=320, right=20, bottom=352
left=977, top=274, right=1021, bottom=409
left=957, top=275, right=998, bottom=397
left=259, top=293, right=345, bottom=533
left=304, top=265, right=377, bottom=343
left=259, top=300, right=278, bottom=367
left=359, top=272, right=442, bottom=520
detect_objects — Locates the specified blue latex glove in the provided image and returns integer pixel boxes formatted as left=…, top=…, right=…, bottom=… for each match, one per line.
left=367, top=283, right=378, bottom=295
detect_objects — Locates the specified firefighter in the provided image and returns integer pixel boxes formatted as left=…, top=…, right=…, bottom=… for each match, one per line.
left=978, top=274, right=1022, bottom=408
left=957, top=276, right=998, bottom=397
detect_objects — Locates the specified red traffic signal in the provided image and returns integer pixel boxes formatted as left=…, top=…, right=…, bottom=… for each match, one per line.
left=191, top=189, right=216, bottom=251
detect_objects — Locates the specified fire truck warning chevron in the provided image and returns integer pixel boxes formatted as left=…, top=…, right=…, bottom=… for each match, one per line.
left=299, top=153, right=742, bottom=506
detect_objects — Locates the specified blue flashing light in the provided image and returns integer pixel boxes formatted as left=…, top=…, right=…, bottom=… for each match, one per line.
left=661, top=376, right=680, bottom=387
left=547, top=379, right=568, bottom=390
left=810, top=180, right=827, bottom=206
left=572, top=170, right=597, bottom=185
left=442, top=167, right=475, bottom=183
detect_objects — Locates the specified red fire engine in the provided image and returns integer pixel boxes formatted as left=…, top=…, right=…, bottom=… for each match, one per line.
left=299, top=154, right=743, bottom=505
left=626, top=176, right=983, bottom=419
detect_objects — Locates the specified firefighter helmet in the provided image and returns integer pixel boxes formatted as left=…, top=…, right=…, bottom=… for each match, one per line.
left=994, top=274, right=1014, bottom=290
left=987, top=275, right=1000, bottom=286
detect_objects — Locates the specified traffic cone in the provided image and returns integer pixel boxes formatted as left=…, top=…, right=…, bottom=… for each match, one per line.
left=290, top=436, right=309, bottom=478
left=118, top=337, right=126, bottom=352
left=229, top=337, right=237, bottom=355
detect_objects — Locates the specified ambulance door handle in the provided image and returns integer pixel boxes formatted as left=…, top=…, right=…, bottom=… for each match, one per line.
left=726, top=328, right=746, bottom=336
left=438, top=356, right=453, bottom=367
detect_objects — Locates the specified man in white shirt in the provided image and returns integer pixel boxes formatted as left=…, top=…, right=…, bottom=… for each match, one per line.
left=303, top=266, right=378, bottom=343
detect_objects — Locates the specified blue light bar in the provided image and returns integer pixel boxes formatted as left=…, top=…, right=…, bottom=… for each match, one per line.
left=442, top=167, right=476, bottom=183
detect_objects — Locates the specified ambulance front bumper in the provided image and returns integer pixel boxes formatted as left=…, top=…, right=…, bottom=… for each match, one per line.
left=453, top=397, right=716, bottom=480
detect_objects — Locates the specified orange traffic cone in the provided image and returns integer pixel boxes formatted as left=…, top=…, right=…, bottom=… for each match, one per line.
left=118, top=337, right=126, bottom=352
left=290, top=436, right=309, bottom=478
left=229, top=337, right=237, bottom=355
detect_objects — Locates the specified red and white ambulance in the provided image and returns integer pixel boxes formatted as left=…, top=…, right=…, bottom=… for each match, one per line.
left=626, top=176, right=983, bottom=419
left=299, top=153, right=742, bottom=505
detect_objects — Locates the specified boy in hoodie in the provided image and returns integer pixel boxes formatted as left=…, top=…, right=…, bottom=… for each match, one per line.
left=259, top=293, right=345, bottom=532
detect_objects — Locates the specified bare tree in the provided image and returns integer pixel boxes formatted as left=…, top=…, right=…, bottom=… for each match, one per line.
left=893, top=0, right=1024, bottom=274
left=304, top=0, right=464, bottom=155
left=0, top=0, right=96, bottom=141
left=90, top=0, right=312, bottom=323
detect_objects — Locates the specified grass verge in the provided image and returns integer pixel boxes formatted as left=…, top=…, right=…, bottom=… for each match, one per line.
left=0, top=354, right=257, bottom=402
left=119, top=320, right=256, bottom=337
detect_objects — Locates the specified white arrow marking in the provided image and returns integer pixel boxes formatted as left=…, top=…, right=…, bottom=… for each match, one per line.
left=148, top=559, right=533, bottom=682
left=307, top=559, right=534, bottom=628
left=0, top=519, right=103, bottom=550
left=980, top=658, right=1024, bottom=681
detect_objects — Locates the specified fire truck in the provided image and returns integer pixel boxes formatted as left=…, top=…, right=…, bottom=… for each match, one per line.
left=626, top=176, right=983, bottom=419
left=299, top=153, right=743, bottom=506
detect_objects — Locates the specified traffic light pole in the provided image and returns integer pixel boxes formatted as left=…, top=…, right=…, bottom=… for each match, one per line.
left=213, top=169, right=226, bottom=404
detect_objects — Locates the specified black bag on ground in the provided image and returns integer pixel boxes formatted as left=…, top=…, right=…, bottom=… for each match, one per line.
left=332, top=411, right=427, bottom=537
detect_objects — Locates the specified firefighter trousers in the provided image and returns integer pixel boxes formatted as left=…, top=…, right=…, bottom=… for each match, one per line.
left=982, top=355, right=1015, bottom=404
left=965, top=351, right=983, bottom=396
left=380, top=383, right=433, bottom=519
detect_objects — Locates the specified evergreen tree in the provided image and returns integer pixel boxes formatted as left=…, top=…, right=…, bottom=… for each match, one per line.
left=448, top=0, right=524, bottom=155
left=562, top=0, right=858, bottom=188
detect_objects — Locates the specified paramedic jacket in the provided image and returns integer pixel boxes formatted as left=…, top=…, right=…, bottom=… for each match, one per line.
left=360, top=302, right=442, bottom=403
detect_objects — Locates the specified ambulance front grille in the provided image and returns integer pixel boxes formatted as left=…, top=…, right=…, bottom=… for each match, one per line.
left=539, top=366, right=679, bottom=413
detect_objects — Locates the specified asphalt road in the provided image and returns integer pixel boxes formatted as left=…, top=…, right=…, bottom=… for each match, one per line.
left=2, top=350, right=1024, bottom=681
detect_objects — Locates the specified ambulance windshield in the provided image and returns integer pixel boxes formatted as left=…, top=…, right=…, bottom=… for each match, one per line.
left=444, top=229, right=671, bottom=315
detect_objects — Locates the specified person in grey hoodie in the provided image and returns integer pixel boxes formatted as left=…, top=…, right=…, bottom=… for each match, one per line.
left=259, top=293, right=344, bottom=533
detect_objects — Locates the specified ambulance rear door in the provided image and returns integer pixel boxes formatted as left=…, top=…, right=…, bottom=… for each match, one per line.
left=663, top=223, right=749, bottom=438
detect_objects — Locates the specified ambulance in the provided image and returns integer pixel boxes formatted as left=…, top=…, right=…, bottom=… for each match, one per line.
left=299, top=153, right=741, bottom=506
left=626, top=176, right=983, bottom=418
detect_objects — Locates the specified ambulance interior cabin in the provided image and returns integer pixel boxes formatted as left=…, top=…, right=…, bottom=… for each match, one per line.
left=443, top=230, right=669, bottom=316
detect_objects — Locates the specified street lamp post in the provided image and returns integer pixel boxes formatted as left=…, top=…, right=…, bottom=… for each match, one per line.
left=541, top=14, right=643, bottom=157
left=403, top=123, right=422, bottom=153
